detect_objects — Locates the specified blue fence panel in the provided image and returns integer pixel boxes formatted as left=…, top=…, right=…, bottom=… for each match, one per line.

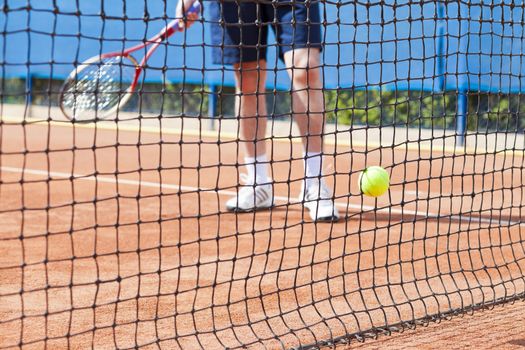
left=0, top=0, right=524, bottom=92
left=444, top=0, right=525, bottom=93
left=323, top=0, right=441, bottom=91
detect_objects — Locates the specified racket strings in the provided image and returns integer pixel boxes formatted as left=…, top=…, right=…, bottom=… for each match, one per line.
left=62, top=56, right=136, bottom=119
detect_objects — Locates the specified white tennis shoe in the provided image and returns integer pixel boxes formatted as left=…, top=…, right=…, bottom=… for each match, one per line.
left=226, top=183, right=274, bottom=212
left=300, top=180, right=340, bottom=222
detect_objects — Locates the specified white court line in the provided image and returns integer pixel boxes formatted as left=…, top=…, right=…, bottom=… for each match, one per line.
left=3, top=114, right=525, bottom=157
left=1, top=166, right=518, bottom=226
left=403, top=190, right=445, bottom=197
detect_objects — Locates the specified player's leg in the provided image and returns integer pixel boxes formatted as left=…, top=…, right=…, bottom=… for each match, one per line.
left=283, top=47, right=324, bottom=172
left=277, top=2, right=340, bottom=222
left=284, top=48, right=339, bottom=222
left=226, top=59, right=273, bottom=211
left=233, top=59, right=270, bottom=186
left=209, top=1, right=273, bottom=211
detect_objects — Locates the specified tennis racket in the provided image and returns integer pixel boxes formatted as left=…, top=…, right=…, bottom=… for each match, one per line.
left=59, top=2, right=201, bottom=121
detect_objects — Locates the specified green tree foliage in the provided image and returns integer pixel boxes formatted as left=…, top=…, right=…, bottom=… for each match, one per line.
left=2, top=77, right=525, bottom=132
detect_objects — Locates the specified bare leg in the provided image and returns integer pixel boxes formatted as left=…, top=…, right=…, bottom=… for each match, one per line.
left=283, top=48, right=324, bottom=153
left=283, top=48, right=339, bottom=221
left=225, top=60, right=273, bottom=211
left=233, top=60, right=268, bottom=158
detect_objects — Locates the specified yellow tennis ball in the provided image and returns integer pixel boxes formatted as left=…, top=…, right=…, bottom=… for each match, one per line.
left=359, top=166, right=390, bottom=197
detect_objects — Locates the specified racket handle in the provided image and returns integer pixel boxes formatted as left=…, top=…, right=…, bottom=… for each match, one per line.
left=186, top=1, right=201, bottom=15
left=155, top=1, right=200, bottom=40
left=178, top=1, right=201, bottom=23
left=174, top=1, right=201, bottom=32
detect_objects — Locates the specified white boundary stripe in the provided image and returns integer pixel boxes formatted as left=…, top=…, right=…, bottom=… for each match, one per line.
left=1, top=166, right=518, bottom=226
left=2, top=114, right=524, bottom=157
left=403, top=190, right=447, bottom=197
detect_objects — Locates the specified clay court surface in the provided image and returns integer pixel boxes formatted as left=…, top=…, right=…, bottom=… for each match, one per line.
left=1, top=120, right=525, bottom=349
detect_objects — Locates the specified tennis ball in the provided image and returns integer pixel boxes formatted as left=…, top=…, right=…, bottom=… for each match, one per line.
left=359, top=166, right=390, bottom=197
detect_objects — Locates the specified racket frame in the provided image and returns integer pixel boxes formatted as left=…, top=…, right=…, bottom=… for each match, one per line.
left=59, top=3, right=200, bottom=121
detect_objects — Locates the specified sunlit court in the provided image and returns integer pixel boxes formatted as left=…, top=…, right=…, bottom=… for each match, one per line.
left=1, top=1, right=525, bottom=349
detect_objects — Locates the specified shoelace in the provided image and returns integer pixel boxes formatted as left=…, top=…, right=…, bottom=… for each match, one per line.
left=239, top=173, right=251, bottom=186
left=238, top=173, right=272, bottom=186
left=305, top=182, right=332, bottom=201
left=236, top=174, right=272, bottom=205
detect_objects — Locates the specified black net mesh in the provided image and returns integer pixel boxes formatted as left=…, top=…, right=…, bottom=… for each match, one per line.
left=1, top=0, right=525, bottom=349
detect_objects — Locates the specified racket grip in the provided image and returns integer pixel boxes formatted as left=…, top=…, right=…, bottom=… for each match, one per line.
left=175, top=1, right=201, bottom=31
left=187, top=1, right=201, bottom=15
left=160, top=1, right=200, bottom=36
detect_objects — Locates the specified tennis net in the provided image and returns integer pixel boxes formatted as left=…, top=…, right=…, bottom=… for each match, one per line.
left=1, top=1, right=525, bottom=349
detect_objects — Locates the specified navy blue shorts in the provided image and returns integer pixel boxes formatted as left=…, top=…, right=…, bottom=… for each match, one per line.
left=209, top=0, right=323, bottom=65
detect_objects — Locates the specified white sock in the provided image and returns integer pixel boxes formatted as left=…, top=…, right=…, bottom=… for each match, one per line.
left=304, top=152, right=323, bottom=188
left=244, top=154, right=269, bottom=185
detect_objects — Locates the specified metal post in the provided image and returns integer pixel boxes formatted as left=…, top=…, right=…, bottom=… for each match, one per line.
left=456, top=4, right=469, bottom=148
left=208, top=84, right=218, bottom=130
left=456, top=90, right=467, bottom=147
left=26, top=73, right=33, bottom=119
left=436, top=2, right=446, bottom=92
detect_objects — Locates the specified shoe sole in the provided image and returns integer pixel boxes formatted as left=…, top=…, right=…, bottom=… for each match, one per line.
left=226, top=204, right=339, bottom=222
left=303, top=202, right=340, bottom=223
left=225, top=204, right=274, bottom=213
left=313, top=215, right=340, bottom=223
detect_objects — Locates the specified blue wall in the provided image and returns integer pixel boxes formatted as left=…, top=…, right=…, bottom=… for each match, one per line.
left=1, top=0, right=524, bottom=93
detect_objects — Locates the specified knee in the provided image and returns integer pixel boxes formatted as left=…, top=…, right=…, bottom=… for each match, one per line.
left=287, top=51, right=321, bottom=88
left=291, top=68, right=320, bottom=89
left=237, top=73, right=262, bottom=95
left=234, top=62, right=266, bottom=95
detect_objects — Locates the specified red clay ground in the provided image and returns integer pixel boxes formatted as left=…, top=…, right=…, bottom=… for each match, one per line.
left=0, top=120, right=524, bottom=349
left=348, top=299, right=525, bottom=349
